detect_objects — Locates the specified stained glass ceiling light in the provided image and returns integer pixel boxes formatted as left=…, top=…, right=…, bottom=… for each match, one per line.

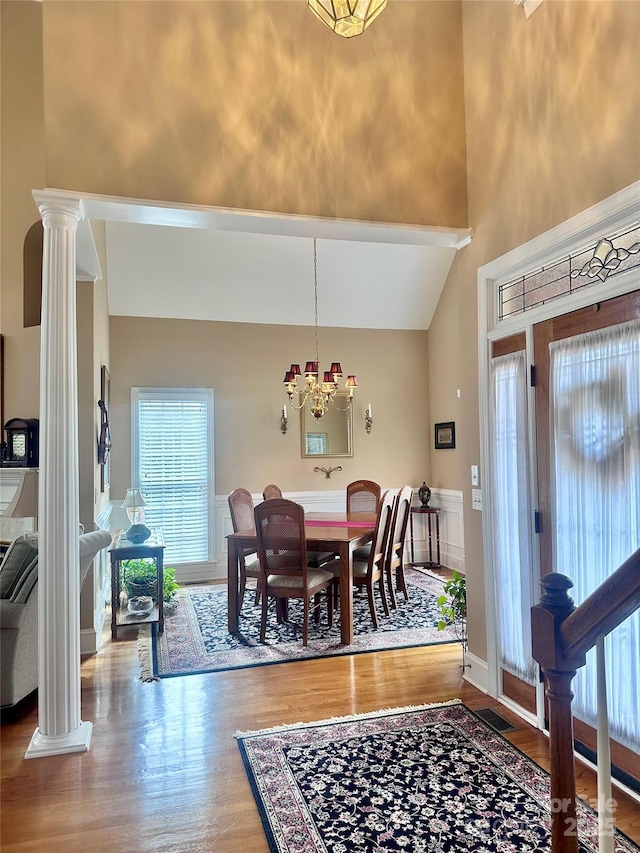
left=308, top=0, right=387, bottom=38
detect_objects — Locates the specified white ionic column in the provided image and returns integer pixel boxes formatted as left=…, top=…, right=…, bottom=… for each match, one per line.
left=25, top=191, right=92, bottom=758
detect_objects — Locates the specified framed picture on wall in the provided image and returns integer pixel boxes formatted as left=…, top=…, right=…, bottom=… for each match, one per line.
left=98, top=365, right=111, bottom=492
left=435, top=421, right=455, bottom=449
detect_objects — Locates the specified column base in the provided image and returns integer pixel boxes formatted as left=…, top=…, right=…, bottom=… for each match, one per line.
left=24, top=720, right=93, bottom=759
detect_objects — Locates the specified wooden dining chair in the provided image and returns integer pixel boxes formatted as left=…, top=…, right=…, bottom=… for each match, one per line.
left=384, top=485, right=413, bottom=608
left=254, top=499, right=334, bottom=646
left=353, top=489, right=395, bottom=629
left=262, top=484, right=283, bottom=500
left=348, top=479, right=382, bottom=561
left=347, top=479, right=381, bottom=513
left=228, top=488, right=261, bottom=611
left=262, top=484, right=337, bottom=573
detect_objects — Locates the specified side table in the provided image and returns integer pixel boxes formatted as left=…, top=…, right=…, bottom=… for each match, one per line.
left=409, top=506, right=441, bottom=569
left=110, top=528, right=165, bottom=639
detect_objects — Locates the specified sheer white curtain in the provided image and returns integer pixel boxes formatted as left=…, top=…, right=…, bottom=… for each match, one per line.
left=490, top=350, right=537, bottom=685
left=550, top=319, right=640, bottom=751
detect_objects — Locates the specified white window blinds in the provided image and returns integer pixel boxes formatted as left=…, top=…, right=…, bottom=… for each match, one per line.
left=132, top=388, right=214, bottom=565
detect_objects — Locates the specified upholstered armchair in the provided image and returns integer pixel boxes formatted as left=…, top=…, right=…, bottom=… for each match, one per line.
left=0, top=529, right=113, bottom=708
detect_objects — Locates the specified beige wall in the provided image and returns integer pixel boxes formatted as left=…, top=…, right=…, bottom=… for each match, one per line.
left=109, top=316, right=430, bottom=499
left=0, top=1, right=45, bottom=420
left=2, top=0, right=639, bottom=666
left=428, top=0, right=640, bottom=660
left=40, top=1, right=467, bottom=227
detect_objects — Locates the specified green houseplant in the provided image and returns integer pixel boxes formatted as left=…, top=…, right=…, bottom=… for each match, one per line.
left=436, top=570, right=468, bottom=669
left=120, top=559, right=179, bottom=604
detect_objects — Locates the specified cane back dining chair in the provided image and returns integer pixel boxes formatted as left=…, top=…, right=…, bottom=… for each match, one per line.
left=262, top=484, right=283, bottom=500
left=228, top=488, right=261, bottom=610
left=262, top=484, right=337, bottom=572
left=385, top=485, right=413, bottom=608
left=347, top=479, right=381, bottom=513
left=348, top=479, right=381, bottom=561
left=353, top=489, right=395, bottom=629
left=254, top=498, right=334, bottom=646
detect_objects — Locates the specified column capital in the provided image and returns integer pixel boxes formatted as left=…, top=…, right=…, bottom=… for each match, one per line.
left=32, top=189, right=84, bottom=224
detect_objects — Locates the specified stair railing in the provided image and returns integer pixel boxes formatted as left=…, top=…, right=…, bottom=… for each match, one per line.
left=530, top=547, right=640, bottom=853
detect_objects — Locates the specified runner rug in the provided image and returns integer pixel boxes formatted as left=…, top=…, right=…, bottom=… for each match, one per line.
left=235, top=700, right=639, bottom=853
left=147, top=569, right=458, bottom=679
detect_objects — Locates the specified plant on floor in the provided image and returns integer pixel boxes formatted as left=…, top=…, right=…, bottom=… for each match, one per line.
left=121, top=559, right=179, bottom=603
left=436, top=570, right=469, bottom=668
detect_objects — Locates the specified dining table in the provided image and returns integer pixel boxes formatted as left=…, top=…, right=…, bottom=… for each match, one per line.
left=226, top=511, right=376, bottom=645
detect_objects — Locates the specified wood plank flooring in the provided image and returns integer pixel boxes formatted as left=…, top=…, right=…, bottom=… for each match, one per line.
left=1, top=630, right=639, bottom=851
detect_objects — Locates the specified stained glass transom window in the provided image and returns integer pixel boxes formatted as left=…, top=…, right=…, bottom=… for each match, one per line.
left=498, top=224, right=640, bottom=320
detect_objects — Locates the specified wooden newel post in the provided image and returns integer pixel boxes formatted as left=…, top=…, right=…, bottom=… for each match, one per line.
left=531, top=573, right=586, bottom=853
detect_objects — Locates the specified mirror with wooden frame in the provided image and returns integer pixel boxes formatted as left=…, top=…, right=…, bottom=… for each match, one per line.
left=300, top=392, right=353, bottom=458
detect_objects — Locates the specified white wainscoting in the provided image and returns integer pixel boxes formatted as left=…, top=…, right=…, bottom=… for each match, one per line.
left=409, top=488, right=465, bottom=574
left=99, top=486, right=465, bottom=587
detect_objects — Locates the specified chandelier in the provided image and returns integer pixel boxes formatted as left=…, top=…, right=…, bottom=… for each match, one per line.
left=308, top=0, right=387, bottom=38
left=283, top=239, right=358, bottom=420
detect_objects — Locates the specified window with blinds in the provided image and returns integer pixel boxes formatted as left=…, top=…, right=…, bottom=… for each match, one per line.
left=131, top=388, right=214, bottom=565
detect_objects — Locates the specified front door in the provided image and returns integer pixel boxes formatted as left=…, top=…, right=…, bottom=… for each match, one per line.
left=534, top=289, right=640, bottom=782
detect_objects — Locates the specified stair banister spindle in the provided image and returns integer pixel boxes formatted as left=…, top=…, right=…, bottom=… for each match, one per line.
left=596, top=635, right=614, bottom=853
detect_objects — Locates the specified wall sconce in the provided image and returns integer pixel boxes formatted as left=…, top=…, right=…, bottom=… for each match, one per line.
left=281, top=405, right=288, bottom=435
left=365, top=403, right=373, bottom=434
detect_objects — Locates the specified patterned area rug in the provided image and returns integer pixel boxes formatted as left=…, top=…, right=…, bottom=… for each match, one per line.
left=150, top=569, right=458, bottom=678
left=236, top=701, right=640, bottom=853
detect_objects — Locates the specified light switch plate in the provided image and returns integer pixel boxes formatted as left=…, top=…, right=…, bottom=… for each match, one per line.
left=472, top=489, right=483, bottom=511
left=471, top=465, right=479, bottom=486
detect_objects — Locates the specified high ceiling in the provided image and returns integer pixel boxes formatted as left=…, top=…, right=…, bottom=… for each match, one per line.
left=105, top=223, right=464, bottom=331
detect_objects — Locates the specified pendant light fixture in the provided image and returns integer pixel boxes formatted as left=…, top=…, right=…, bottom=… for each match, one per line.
left=308, top=0, right=387, bottom=38
left=283, top=239, right=358, bottom=420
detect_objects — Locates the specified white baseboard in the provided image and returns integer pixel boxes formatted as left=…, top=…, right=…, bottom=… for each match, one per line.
left=463, top=651, right=489, bottom=694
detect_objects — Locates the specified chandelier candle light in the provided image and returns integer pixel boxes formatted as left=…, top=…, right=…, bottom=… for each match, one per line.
left=283, top=239, right=358, bottom=420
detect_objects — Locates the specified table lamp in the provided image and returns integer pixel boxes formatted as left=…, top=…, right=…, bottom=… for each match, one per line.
left=121, top=488, right=151, bottom=543
left=3, top=469, right=39, bottom=532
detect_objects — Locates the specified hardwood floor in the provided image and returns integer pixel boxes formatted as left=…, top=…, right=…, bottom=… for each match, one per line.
left=1, top=630, right=639, bottom=852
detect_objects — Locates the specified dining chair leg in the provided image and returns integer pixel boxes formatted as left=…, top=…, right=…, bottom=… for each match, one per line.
left=326, top=587, right=333, bottom=628
left=378, top=576, right=390, bottom=617
left=303, top=597, right=309, bottom=647
left=239, top=572, right=247, bottom=610
left=385, top=565, right=398, bottom=610
left=366, top=583, right=379, bottom=630
left=396, top=566, right=409, bottom=601
left=260, top=592, right=269, bottom=643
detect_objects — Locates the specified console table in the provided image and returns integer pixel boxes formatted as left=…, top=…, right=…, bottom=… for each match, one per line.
left=110, top=528, right=165, bottom=639
left=409, top=506, right=441, bottom=569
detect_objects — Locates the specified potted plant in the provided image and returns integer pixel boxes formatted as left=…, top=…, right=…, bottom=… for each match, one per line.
left=120, top=559, right=180, bottom=605
left=436, top=570, right=469, bottom=669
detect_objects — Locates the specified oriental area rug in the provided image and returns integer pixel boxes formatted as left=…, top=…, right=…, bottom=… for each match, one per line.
left=145, top=569, right=458, bottom=679
left=236, top=700, right=640, bottom=853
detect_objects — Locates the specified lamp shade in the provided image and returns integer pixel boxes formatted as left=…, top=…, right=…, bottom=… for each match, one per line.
left=121, top=488, right=146, bottom=509
left=3, top=469, right=38, bottom=519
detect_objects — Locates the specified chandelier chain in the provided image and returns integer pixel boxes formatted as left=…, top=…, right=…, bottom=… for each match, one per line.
left=281, top=237, right=358, bottom=419
left=314, top=238, right=319, bottom=366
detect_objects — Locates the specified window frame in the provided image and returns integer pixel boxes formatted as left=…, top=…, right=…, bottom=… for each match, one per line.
left=131, top=386, right=215, bottom=569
